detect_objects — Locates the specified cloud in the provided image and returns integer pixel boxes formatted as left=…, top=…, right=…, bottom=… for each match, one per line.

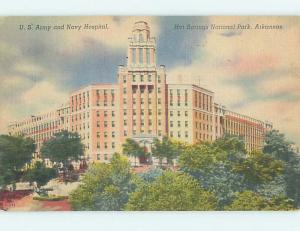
left=167, top=16, right=300, bottom=145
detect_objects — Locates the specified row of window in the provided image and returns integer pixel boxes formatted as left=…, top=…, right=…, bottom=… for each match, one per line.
left=170, top=131, right=189, bottom=138
left=195, top=132, right=213, bottom=141
left=96, top=142, right=116, bottom=149
left=97, top=153, right=109, bottom=161
left=195, top=122, right=213, bottom=132
left=123, top=98, right=162, bottom=105
left=194, top=92, right=213, bottom=112
left=131, top=48, right=151, bottom=64
left=123, top=87, right=162, bottom=94
left=195, top=112, right=213, bottom=122
left=170, top=121, right=189, bottom=128
left=170, top=110, right=189, bottom=117
left=123, top=74, right=161, bottom=83
left=17, top=120, right=61, bottom=135
left=72, top=112, right=89, bottom=121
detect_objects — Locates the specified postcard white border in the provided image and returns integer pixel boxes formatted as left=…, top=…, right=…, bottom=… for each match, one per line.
left=0, top=0, right=299, bottom=230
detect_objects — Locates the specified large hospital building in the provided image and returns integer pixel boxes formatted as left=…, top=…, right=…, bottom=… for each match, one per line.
left=8, top=21, right=273, bottom=163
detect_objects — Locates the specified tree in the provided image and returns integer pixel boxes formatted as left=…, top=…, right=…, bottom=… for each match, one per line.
left=263, top=130, right=300, bottom=207
left=0, top=135, right=35, bottom=189
left=225, top=191, right=294, bottom=211
left=69, top=153, right=136, bottom=211
left=179, top=140, right=247, bottom=208
left=24, top=161, right=57, bottom=189
left=122, top=138, right=146, bottom=166
left=233, top=151, right=284, bottom=189
left=152, top=136, right=183, bottom=167
left=41, top=130, right=84, bottom=168
left=138, top=168, right=163, bottom=183
left=125, top=171, right=218, bottom=211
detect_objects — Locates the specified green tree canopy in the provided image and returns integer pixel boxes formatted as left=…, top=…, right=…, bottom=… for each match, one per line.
left=24, top=161, right=57, bottom=188
left=41, top=130, right=84, bottom=166
left=69, top=153, right=136, bottom=211
left=233, top=151, right=284, bottom=189
left=263, top=130, right=300, bottom=207
left=225, top=191, right=294, bottom=211
left=125, top=171, right=218, bottom=211
left=152, top=136, right=184, bottom=167
left=122, top=138, right=147, bottom=166
left=0, top=135, right=35, bottom=188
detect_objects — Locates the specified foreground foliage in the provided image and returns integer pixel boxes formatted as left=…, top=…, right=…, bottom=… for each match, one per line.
left=125, top=171, right=218, bottom=211
left=69, top=153, right=136, bottom=211
left=0, top=135, right=35, bottom=189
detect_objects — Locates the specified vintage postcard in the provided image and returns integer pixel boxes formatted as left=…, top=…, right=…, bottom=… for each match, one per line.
left=0, top=16, right=299, bottom=211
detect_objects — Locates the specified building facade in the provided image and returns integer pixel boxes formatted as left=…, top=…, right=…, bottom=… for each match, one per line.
left=8, top=21, right=273, bottom=163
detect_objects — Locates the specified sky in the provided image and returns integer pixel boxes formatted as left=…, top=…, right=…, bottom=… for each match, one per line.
left=0, top=16, right=299, bottom=146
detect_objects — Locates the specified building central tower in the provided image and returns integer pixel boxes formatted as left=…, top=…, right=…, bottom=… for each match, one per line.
left=118, top=21, right=168, bottom=147
left=127, top=21, right=156, bottom=69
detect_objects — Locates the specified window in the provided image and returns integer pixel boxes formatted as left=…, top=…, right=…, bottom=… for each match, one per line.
left=148, top=98, right=152, bottom=104
left=185, top=121, right=188, bottom=127
left=170, top=111, right=173, bottom=116
left=104, top=132, right=108, bottom=138
left=112, top=142, right=115, bottom=148
left=112, top=121, right=115, bottom=127
left=132, top=49, right=136, bottom=64
left=97, top=121, right=100, bottom=128
left=123, top=88, right=127, bottom=94
left=112, top=132, right=115, bottom=138
left=177, top=111, right=181, bottom=116
left=185, top=131, right=188, bottom=138
left=97, top=154, right=101, bottom=160
left=170, top=121, right=173, bottom=127
left=124, top=110, right=127, bottom=116
left=97, top=142, right=100, bottom=148
left=104, top=121, right=108, bottom=127
left=157, top=75, right=161, bottom=83
left=178, top=121, right=181, bottom=127
left=112, top=111, right=115, bottom=117
left=124, top=130, right=127, bottom=136
left=140, top=75, right=144, bottom=82
left=123, top=98, right=127, bottom=104
left=104, top=154, right=108, bottom=161
left=97, top=132, right=100, bottom=138
left=158, top=98, right=161, bottom=104
left=148, top=75, right=151, bottom=82
left=158, top=120, right=161, bottom=126
left=170, top=131, right=174, bottom=137
left=123, top=76, right=126, bottom=83
left=139, top=48, right=143, bottom=63
left=158, top=88, right=161, bottom=93
left=178, top=131, right=181, bottom=138
left=146, top=48, right=150, bottom=64
left=104, top=111, right=108, bottom=117
left=185, top=111, right=188, bottom=117
left=133, top=110, right=137, bottom=115
left=133, top=75, right=136, bottom=82
left=104, top=142, right=108, bottom=149
left=124, top=120, right=127, bottom=126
